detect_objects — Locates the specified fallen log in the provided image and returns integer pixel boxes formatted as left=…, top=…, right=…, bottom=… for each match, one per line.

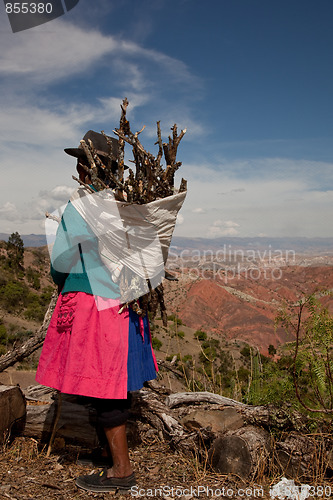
left=208, top=426, right=271, bottom=479
left=23, top=396, right=99, bottom=447
left=166, top=391, right=247, bottom=408
left=180, top=407, right=245, bottom=434
left=14, top=384, right=329, bottom=481
left=165, top=391, right=309, bottom=432
left=275, top=431, right=333, bottom=480
left=21, top=386, right=144, bottom=449
left=0, top=385, right=26, bottom=444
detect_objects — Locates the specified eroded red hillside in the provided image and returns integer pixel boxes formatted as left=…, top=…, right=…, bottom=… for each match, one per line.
left=164, top=264, right=333, bottom=353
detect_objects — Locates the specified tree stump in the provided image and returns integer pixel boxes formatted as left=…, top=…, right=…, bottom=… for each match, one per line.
left=0, top=385, right=26, bottom=443
left=275, top=432, right=330, bottom=480
left=208, top=425, right=271, bottom=479
left=181, top=407, right=244, bottom=434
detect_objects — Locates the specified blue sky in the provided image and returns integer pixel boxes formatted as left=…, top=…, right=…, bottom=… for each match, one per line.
left=0, top=0, right=332, bottom=238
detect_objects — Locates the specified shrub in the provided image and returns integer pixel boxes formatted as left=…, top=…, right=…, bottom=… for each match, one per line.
left=24, top=303, right=45, bottom=322
left=6, top=232, right=24, bottom=270
left=167, top=314, right=183, bottom=325
left=32, top=248, right=46, bottom=266
left=0, top=281, right=29, bottom=310
left=152, top=337, right=162, bottom=350
left=202, top=339, right=220, bottom=349
left=0, top=322, right=7, bottom=345
left=199, top=346, right=217, bottom=363
left=194, top=330, right=207, bottom=341
left=240, top=345, right=251, bottom=358
left=26, top=267, right=41, bottom=290
left=39, top=286, right=54, bottom=306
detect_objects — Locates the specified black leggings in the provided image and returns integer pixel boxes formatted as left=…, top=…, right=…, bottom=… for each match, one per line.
left=89, top=393, right=132, bottom=428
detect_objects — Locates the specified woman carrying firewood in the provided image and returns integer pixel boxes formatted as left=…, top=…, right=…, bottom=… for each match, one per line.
left=37, top=100, right=186, bottom=494
left=36, top=130, right=158, bottom=494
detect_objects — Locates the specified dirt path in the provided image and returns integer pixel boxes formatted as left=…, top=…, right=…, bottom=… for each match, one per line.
left=0, top=368, right=38, bottom=389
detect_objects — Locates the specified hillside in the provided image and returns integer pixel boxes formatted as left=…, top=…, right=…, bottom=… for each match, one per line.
left=0, top=241, right=55, bottom=365
left=164, top=262, right=333, bottom=354
left=1, top=236, right=333, bottom=359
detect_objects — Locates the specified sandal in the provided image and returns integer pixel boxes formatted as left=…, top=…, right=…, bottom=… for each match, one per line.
left=75, top=469, right=136, bottom=493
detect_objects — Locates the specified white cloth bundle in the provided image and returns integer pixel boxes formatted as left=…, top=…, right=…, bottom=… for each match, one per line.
left=69, top=186, right=186, bottom=301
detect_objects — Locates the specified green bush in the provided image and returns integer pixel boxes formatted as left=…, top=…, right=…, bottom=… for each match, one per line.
left=7, top=330, right=32, bottom=345
left=26, top=267, right=41, bottom=290
left=0, top=281, right=29, bottom=310
left=24, top=303, right=45, bottom=322
left=219, top=350, right=233, bottom=372
left=166, top=353, right=180, bottom=362
left=240, top=345, right=251, bottom=358
left=6, top=232, right=24, bottom=270
left=167, top=314, right=183, bottom=325
left=39, top=286, right=54, bottom=306
left=176, top=330, right=185, bottom=338
left=237, top=365, right=250, bottom=383
left=32, top=248, right=46, bottom=266
left=152, top=337, right=162, bottom=350
left=202, top=339, right=220, bottom=349
left=0, top=322, right=7, bottom=345
left=194, top=330, right=207, bottom=341
left=199, top=346, right=217, bottom=363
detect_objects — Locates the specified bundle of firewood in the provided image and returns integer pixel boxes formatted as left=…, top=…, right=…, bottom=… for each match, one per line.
left=73, top=98, right=187, bottom=325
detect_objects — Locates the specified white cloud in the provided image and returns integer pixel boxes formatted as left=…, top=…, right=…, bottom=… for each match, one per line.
left=49, top=186, right=76, bottom=201
left=0, top=14, right=202, bottom=237
left=28, top=185, right=75, bottom=221
left=172, top=157, right=333, bottom=238
left=176, top=214, right=184, bottom=225
left=212, top=220, right=239, bottom=228
left=0, top=202, right=21, bottom=222
left=0, top=10, right=331, bottom=240
left=207, top=219, right=240, bottom=238
left=207, top=226, right=239, bottom=238
left=0, top=17, right=198, bottom=90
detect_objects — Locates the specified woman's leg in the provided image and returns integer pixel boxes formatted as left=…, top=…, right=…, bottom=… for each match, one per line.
left=91, top=394, right=133, bottom=478
left=104, top=423, right=133, bottom=477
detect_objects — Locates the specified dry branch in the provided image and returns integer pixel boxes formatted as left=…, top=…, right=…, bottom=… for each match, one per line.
left=71, top=98, right=187, bottom=324
left=166, top=391, right=248, bottom=408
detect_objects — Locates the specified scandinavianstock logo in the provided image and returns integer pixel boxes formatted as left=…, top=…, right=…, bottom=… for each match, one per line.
left=4, top=0, right=80, bottom=33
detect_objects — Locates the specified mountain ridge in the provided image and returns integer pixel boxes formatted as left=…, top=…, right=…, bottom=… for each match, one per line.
left=1, top=232, right=333, bottom=253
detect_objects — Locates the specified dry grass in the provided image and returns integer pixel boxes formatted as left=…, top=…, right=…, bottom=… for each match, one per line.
left=1, top=432, right=333, bottom=499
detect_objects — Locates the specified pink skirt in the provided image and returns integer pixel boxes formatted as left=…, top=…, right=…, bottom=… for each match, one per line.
left=36, top=292, right=130, bottom=399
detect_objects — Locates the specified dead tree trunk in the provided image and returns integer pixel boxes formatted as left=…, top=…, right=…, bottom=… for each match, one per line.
left=208, top=426, right=271, bottom=479
left=0, top=292, right=57, bottom=373
left=275, top=431, right=332, bottom=480
left=14, top=384, right=328, bottom=481
left=0, top=385, right=26, bottom=443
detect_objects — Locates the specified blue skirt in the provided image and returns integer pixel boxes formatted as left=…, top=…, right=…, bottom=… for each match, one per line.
left=127, top=308, right=157, bottom=391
